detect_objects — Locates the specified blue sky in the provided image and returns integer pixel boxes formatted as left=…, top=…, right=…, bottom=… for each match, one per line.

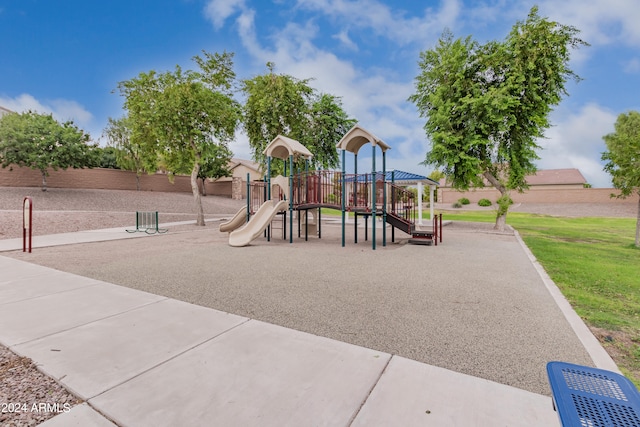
left=1, top=0, right=639, bottom=187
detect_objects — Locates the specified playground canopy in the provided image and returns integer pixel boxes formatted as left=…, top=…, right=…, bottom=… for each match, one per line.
left=264, top=135, right=313, bottom=160
left=336, top=125, right=390, bottom=154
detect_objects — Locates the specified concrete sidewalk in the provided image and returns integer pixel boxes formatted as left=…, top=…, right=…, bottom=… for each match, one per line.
left=0, top=218, right=223, bottom=252
left=0, top=255, right=561, bottom=426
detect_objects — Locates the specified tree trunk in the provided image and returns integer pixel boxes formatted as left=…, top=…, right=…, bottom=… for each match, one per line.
left=191, top=162, right=205, bottom=226
left=483, top=171, right=509, bottom=232
left=201, top=178, right=207, bottom=196
left=495, top=205, right=508, bottom=231
left=40, top=170, right=47, bottom=192
left=135, top=174, right=140, bottom=191
left=635, top=194, right=640, bottom=248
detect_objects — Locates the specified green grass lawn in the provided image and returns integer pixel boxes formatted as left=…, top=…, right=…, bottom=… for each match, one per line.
left=441, top=209, right=640, bottom=386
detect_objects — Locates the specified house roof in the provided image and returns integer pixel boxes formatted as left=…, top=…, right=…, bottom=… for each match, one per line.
left=0, top=106, right=14, bottom=116
left=229, top=158, right=262, bottom=173
left=438, top=168, right=587, bottom=187
left=525, top=168, right=586, bottom=186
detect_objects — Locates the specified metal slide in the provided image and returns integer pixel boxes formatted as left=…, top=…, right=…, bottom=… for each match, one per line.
left=228, top=200, right=288, bottom=247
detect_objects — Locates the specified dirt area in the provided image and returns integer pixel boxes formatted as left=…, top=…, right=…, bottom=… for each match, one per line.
left=0, top=187, right=245, bottom=240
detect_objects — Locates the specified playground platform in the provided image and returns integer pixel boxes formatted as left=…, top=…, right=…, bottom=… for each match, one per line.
left=0, top=219, right=621, bottom=426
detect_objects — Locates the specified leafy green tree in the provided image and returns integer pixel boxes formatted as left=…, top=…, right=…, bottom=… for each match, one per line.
left=305, top=93, right=356, bottom=169
left=95, top=146, right=120, bottom=169
left=197, top=143, right=233, bottom=196
left=241, top=63, right=354, bottom=173
left=103, top=116, right=155, bottom=190
left=117, top=51, right=242, bottom=225
left=0, top=111, right=97, bottom=191
left=602, top=111, right=640, bottom=247
left=409, top=7, right=587, bottom=230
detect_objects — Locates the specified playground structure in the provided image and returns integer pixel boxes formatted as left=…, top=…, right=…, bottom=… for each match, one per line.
left=221, top=125, right=441, bottom=249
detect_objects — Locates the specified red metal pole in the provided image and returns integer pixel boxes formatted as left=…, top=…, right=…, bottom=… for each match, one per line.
left=434, top=214, right=437, bottom=246
left=23, top=196, right=32, bottom=253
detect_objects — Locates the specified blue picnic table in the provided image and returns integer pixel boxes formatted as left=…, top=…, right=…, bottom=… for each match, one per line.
left=547, top=361, right=640, bottom=426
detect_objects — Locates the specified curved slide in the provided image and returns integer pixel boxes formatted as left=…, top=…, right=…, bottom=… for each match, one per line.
left=219, top=207, right=247, bottom=233
left=229, top=200, right=288, bottom=247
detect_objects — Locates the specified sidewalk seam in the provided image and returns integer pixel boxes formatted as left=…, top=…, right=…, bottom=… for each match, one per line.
left=87, top=317, right=251, bottom=401
left=7, top=297, right=169, bottom=349
left=347, top=354, right=393, bottom=427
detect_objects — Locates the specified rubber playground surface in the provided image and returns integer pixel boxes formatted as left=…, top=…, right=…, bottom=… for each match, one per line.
left=4, top=217, right=596, bottom=396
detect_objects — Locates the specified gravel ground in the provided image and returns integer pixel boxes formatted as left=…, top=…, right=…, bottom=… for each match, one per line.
left=0, top=187, right=245, bottom=239
left=0, top=344, right=82, bottom=426
left=0, top=187, right=635, bottom=425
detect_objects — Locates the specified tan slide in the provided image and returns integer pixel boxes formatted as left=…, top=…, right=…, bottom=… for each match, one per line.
left=229, top=200, right=288, bottom=247
left=219, top=207, right=247, bottom=233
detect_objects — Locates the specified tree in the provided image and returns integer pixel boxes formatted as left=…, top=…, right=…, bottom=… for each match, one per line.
left=103, top=116, right=155, bottom=191
left=602, top=111, right=640, bottom=247
left=117, top=51, right=242, bottom=225
left=197, top=143, right=232, bottom=196
left=241, top=63, right=354, bottom=173
left=0, top=111, right=97, bottom=191
left=409, top=7, right=587, bottom=230
left=305, top=93, right=356, bottom=169
left=95, top=146, right=120, bottom=169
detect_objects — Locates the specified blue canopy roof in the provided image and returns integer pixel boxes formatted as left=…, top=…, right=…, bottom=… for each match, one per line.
left=345, top=170, right=439, bottom=185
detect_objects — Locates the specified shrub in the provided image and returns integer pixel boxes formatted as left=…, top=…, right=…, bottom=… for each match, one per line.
left=458, top=197, right=470, bottom=205
left=452, top=202, right=462, bottom=208
left=478, top=198, right=492, bottom=207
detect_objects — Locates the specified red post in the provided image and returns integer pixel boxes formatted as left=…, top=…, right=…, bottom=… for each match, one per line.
left=23, top=196, right=33, bottom=253
left=433, top=214, right=438, bottom=246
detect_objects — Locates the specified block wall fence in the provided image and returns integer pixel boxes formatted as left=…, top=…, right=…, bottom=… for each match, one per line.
left=0, top=165, right=634, bottom=205
left=0, top=166, right=235, bottom=197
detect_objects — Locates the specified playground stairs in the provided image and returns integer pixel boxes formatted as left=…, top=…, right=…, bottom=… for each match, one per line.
left=408, top=228, right=435, bottom=246
left=386, top=212, right=435, bottom=245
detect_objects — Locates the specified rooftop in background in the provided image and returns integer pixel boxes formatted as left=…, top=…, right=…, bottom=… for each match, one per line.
left=526, top=168, right=587, bottom=186
left=229, top=158, right=261, bottom=173
left=439, top=168, right=587, bottom=188
left=0, top=106, right=14, bottom=117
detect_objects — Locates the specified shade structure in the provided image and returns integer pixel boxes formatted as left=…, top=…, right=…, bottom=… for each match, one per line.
left=264, top=135, right=313, bottom=160
left=336, top=124, right=390, bottom=155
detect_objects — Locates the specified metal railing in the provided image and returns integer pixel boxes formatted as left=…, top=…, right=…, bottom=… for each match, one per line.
left=292, top=170, right=342, bottom=208
left=248, top=181, right=267, bottom=214
left=388, top=183, right=417, bottom=225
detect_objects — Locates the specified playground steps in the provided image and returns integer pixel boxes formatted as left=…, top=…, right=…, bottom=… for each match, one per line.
left=408, top=229, right=434, bottom=246
left=385, top=212, right=412, bottom=234
left=386, top=212, right=436, bottom=245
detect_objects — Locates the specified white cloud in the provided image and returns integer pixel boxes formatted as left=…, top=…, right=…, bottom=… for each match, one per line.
left=539, top=0, right=640, bottom=47
left=203, top=0, right=246, bottom=30
left=333, top=30, right=358, bottom=51
left=229, top=129, right=253, bottom=160
left=295, top=0, right=461, bottom=45
left=0, top=94, right=93, bottom=127
left=208, top=0, right=444, bottom=174
left=537, top=103, right=617, bottom=187
left=0, top=93, right=99, bottom=140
